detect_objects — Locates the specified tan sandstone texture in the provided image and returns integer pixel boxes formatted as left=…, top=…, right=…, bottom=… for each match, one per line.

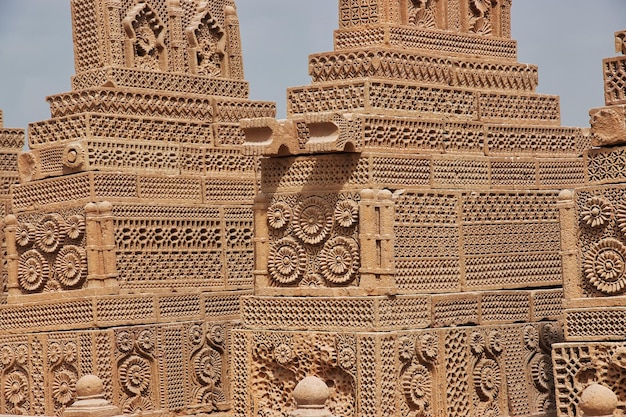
left=0, top=1, right=624, bottom=417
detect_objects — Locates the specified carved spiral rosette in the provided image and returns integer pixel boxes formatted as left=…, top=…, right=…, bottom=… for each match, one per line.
left=65, top=214, right=85, bottom=240
left=539, top=323, right=560, bottom=352
left=398, top=336, right=415, bottom=362
left=616, top=203, right=626, bottom=236
left=401, top=364, right=432, bottom=412
left=584, top=238, right=626, bottom=295
left=18, top=249, right=49, bottom=292
left=51, top=369, right=77, bottom=406
left=35, top=214, right=66, bottom=253
left=418, top=333, right=438, bottom=363
left=267, top=202, right=292, bottom=230
left=319, top=236, right=360, bottom=285
left=0, top=346, right=14, bottom=367
left=487, top=330, right=503, bottom=355
left=334, top=199, right=359, bottom=228
left=116, top=331, right=134, bottom=353
left=581, top=196, right=613, bottom=228
left=209, top=324, right=224, bottom=346
left=137, top=329, right=154, bottom=352
left=4, top=370, right=28, bottom=406
left=15, top=223, right=35, bottom=247
left=293, top=196, right=333, bottom=245
left=195, top=348, right=222, bottom=384
left=523, top=325, right=539, bottom=350
left=268, top=237, right=307, bottom=285
left=119, top=355, right=151, bottom=395
left=55, top=245, right=87, bottom=289
left=188, top=325, right=203, bottom=346
left=473, top=359, right=501, bottom=401
left=470, top=331, right=485, bottom=355
left=530, top=354, right=554, bottom=393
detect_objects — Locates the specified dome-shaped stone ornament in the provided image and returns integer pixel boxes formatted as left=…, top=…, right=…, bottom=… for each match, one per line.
left=579, top=384, right=617, bottom=417
left=290, top=376, right=335, bottom=417
left=62, top=375, right=121, bottom=417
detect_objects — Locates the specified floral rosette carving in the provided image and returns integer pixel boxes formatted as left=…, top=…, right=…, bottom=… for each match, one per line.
left=52, top=369, right=77, bottom=406
left=18, top=249, right=49, bottom=292
left=523, top=325, right=539, bottom=350
left=15, top=345, right=27, bottom=366
left=0, top=346, right=14, bottom=368
left=584, top=238, right=626, bottom=295
left=209, top=324, right=224, bottom=346
left=267, top=202, right=292, bottom=230
left=189, top=325, right=204, bottom=346
left=487, top=330, right=502, bottom=355
left=616, top=203, right=626, bottom=236
left=137, top=329, right=154, bottom=353
left=470, top=331, right=485, bottom=355
left=338, top=347, right=356, bottom=371
left=55, top=245, right=87, bottom=289
left=473, top=358, right=501, bottom=401
left=399, top=336, right=415, bottom=362
left=15, top=223, right=35, bottom=247
left=273, top=343, right=293, bottom=366
left=539, top=323, right=560, bottom=352
left=530, top=354, right=554, bottom=393
left=334, top=199, right=359, bottom=228
left=65, top=214, right=85, bottom=240
left=119, top=355, right=151, bottom=395
left=401, top=364, right=432, bottom=414
left=35, top=214, right=66, bottom=253
left=268, top=237, right=307, bottom=285
left=581, top=196, right=613, bottom=228
left=293, top=196, right=333, bottom=245
left=417, top=333, right=438, bottom=363
left=4, top=370, right=28, bottom=406
left=319, top=236, right=360, bottom=285
left=195, top=347, right=222, bottom=384
left=48, top=342, right=63, bottom=365
left=116, top=331, right=134, bottom=353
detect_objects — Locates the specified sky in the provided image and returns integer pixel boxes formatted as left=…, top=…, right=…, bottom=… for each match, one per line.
left=0, top=0, right=625, bottom=131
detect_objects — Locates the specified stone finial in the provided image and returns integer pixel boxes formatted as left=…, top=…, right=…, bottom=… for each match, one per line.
left=579, top=384, right=618, bottom=417
left=62, top=375, right=121, bottom=417
left=290, top=376, right=334, bottom=417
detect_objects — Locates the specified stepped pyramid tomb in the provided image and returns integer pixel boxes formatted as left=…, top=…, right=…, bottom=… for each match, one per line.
left=553, top=30, right=626, bottom=417
left=0, top=0, right=274, bottom=415
left=1, top=0, right=625, bottom=417
left=233, top=1, right=592, bottom=417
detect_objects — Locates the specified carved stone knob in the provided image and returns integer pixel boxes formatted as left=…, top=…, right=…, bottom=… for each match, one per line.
left=290, top=376, right=334, bottom=417
left=579, top=383, right=618, bottom=417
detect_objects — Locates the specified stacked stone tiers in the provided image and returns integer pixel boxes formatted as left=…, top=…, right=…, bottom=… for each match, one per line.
left=333, top=26, right=518, bottom=59
left=309, top=48, right=539, bottom=91
left=287, top=79, right=560, bottom=125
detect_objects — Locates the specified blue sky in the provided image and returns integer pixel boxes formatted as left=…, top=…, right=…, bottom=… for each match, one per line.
left=0, top=0, right=625, bottom=129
